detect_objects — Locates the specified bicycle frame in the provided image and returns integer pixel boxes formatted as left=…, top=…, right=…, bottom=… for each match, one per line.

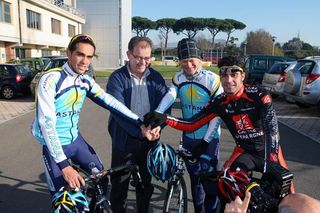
left=72, top=162, right=142, bottom=213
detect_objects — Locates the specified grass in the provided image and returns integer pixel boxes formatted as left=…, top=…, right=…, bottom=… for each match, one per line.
left=95, top=64, right=219, bottom=78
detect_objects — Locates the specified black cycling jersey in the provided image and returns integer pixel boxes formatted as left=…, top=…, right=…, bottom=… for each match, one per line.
left=166, top=85, right=280, bottom=168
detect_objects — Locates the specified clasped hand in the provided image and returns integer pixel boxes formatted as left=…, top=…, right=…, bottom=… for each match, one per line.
left=141, top=124, right=161, bottom=141
left=144, top=111, right=167, bottom=128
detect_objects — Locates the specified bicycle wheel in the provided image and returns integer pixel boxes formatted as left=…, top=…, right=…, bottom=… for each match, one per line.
left=163, top=176, right=188, bottom=213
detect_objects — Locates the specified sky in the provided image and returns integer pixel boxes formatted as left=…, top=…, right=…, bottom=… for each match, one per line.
left=132, top=0, right=320, bottom=47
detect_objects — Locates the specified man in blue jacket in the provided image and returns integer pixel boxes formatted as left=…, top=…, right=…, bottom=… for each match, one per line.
left=106, top=36, right=168, bottom=213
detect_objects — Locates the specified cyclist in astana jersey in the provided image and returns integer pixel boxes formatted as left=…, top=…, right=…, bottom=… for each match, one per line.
left=156, top=38, right=223, bottom=213
left=145, top=56, right=293, bottom=212
left=31, top=34, right=157, bottom=196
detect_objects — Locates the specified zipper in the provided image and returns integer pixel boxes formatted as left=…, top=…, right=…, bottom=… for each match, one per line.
left=70, top=75, right=79, bottom=142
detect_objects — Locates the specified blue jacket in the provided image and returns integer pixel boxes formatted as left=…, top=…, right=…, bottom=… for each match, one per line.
left=106, top=65, right=168, bottom=151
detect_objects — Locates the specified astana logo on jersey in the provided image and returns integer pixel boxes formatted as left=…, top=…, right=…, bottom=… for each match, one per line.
left=182, top=85, right=205, bottom=102
left=64, top=90, right=84, bottom=107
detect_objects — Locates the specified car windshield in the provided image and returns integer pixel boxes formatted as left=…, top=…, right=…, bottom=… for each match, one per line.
left=44, top=58, right=68, bottom=71
left=267, top=63, right=290, bottom=74
left=42, top=58, right=51, bottom=66
left=15, top=65, right=32, bottom=74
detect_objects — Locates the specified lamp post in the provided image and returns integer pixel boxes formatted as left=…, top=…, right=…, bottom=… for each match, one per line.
left=271, top=36, right=276, bottom=56
left=243, top=41, right=247, bottom=56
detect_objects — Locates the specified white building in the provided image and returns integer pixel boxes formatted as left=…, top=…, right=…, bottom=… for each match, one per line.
left=0, top=0, right=85, bottom=63
left=77, top=0, right=131, bottom=69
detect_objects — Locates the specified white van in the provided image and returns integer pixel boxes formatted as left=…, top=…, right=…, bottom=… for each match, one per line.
left=162, top=56, right=179, bottom=65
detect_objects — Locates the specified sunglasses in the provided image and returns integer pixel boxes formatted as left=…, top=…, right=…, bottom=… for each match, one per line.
left=219, top=66, right=244, bottom=75
left=69, top=34, right=95, bottom=47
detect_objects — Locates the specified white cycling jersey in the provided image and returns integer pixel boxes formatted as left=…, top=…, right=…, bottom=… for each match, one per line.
left=31, top=63, right=141, bottom=165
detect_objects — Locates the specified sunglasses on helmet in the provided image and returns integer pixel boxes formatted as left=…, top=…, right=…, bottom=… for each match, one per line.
left=68, top=34, right=95, bottom=49
left=219, top=66, right=244, bottom=75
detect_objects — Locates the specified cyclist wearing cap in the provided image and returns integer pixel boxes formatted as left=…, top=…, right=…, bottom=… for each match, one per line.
left=31, top=34, right=157, bottom=197
left=155, top=38, right=223, bottom=213
left=145, top=56, right=292, bottom=212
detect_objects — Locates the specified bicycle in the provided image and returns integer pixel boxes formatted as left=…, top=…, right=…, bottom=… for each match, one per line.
left=163, top=145, right=194, bottom=213
left=72, top=162, right=142, bottom=213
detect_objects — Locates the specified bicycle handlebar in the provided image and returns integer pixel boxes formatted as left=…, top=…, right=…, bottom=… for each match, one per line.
left=84, top=162, right=138, bottom=182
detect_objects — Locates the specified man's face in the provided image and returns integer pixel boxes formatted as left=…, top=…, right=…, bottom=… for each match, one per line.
left=127, top=41, right=152, bottom=78
left=220, top=69, right=245, bottom=96
left=180, top=58, right=201, bottom=76
left=67, top=42, right=94, bottom=75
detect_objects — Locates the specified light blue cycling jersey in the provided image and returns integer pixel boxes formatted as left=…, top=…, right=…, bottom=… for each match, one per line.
left=31, top=63, right=141, bottom=165
left=156, top=69, right=223, bottom=142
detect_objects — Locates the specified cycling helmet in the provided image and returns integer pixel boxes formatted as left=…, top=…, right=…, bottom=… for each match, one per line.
left=218, top=168, right=250, bottom=202
left=52, top=187, right=89, bottom=213
left=147, top=143, right=176, bottom=182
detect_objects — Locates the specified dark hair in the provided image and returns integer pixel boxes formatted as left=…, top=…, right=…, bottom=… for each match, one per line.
left=128, top=36, right=153, bottom=52
left=217, top=56, right=241, bottom=68
left=67, top=34, right=96, bottom=53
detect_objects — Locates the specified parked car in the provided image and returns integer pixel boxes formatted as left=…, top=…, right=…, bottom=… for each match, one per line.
left=29, top=56, right=69, bottom=96
left=43, top=56, right=68, bottom=71
left=85, top=63, right=96, bottom=80
left=0, top=64, right=33, bottom=99
left=262, top=61, right=297, bottom=97
left=283, top=57, right=320, bottom=111
left=243, top=54, right=295, bottom=85
left=9, top=57, right=49, bottom=77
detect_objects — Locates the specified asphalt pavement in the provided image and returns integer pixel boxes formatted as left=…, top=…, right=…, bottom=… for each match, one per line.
left=1, top=92, right=319, bottom=144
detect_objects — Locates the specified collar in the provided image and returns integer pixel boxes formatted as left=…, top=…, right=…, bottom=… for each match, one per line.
left=63, top=62, right=80, bottom=77
left=222, top=85, right=254, bottom=104
left=183, top=68, right=202, bottom=80
left=127, top=64, right=150, bottom=79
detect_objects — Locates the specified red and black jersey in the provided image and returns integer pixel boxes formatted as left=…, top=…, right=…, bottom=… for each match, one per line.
left=166, top=85, right=279, bottom=164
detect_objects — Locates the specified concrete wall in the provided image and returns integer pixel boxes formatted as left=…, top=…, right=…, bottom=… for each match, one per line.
left=77, top=0, right=132, bottom=69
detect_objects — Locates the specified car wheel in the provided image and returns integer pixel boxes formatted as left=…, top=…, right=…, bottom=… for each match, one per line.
left=285, top=96, right=295, bottom=104
left=296, top=102, right=310, bottom=108
left=1, top=85, right=16, bottom=100
left=284, top=70, right=301, bottom=94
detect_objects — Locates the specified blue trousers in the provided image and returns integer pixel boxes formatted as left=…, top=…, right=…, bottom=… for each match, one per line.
left=42, top=133, right=103, bottom=195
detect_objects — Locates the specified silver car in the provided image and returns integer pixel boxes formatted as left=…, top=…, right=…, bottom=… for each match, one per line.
left=283, top=57, right=320, bottom=110
left=262, top=61, right=297, bottom=97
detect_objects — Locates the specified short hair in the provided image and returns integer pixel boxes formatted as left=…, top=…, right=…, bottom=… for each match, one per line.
left=217, top=56, right=241, bottom=68
left=128, top=36, right=153, bottom=52
left=67, top=34, right=96, bottom=53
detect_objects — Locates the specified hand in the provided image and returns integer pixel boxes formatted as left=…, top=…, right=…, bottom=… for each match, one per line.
left=141, top=125, right=161, bottom=141
left=144, top=111, right=167, bottom=128
left=224, top=191, right=251, bottom=213
left=192, top=140, right=209, bottom=159
left=61, top=165, right=85, bottom=189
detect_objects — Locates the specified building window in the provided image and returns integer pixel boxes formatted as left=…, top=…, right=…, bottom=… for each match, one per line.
left=0, top=0, right=11, bottom=23
left=26, top=9, right=41, bottom=30
left=15, top=48, right=26, bottom=59
left=51, top=18, right=61, bottom=34
left=68, top=24, right=76, bottom=37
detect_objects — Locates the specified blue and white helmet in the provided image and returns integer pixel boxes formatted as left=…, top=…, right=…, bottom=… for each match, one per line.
left=147, top=143, right=177, bottom=182
left=52, top=187, right=89, bottom=213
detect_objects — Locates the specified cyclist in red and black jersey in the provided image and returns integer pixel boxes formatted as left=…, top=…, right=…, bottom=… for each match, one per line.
left=144, top=56, right=293, bottom=212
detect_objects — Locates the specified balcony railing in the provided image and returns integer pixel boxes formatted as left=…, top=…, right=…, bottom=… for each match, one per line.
left=43, top=0, right=85, bottom=19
